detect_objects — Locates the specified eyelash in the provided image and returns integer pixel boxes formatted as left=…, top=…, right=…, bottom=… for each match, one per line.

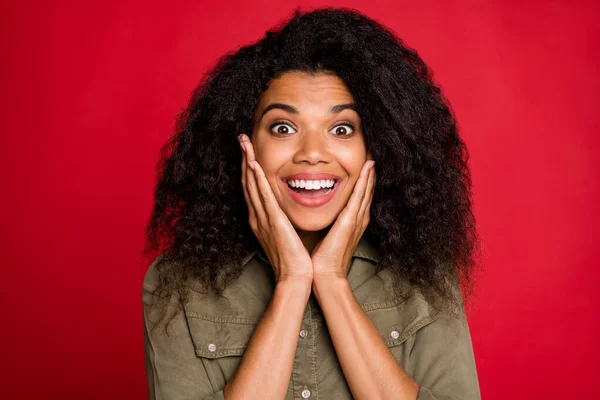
left=269, top=120, right=356, bottom=136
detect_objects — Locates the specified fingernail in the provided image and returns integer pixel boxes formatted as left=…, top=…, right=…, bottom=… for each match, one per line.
left=240, top=142, right=246, bottom=152
left=368, top=160, right=375, bottom=169
left=248, top=161, right=255, bottom=170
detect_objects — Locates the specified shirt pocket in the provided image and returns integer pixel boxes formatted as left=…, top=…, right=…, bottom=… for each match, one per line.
left=185, top=311, right=260, bottom=392
left=363, top=293, right=440, bottom=364
left=186, top=312, right=258, bottom=358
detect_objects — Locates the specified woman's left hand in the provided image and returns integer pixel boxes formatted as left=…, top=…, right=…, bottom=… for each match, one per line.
left=311, top=159, right=376, bottom=281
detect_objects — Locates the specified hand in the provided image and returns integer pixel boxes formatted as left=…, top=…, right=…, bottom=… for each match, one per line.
left=311, top=158, right=376, bottom=281
left=238, top=134, right=314, bottom=285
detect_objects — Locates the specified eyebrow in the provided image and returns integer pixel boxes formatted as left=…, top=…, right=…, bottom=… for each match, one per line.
left=259, top=102, right=357, bottom=120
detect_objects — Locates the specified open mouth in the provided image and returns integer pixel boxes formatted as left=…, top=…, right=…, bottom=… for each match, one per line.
left=284, top=178, right=339, bottom=198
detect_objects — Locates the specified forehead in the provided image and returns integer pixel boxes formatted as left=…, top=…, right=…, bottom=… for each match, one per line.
left=258, top=71, right=355, bottom=107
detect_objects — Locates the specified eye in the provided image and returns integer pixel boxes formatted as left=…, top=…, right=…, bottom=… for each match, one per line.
left=269, top=120, right=297, bottom=135
left=329, top=123, right=355, bottom=136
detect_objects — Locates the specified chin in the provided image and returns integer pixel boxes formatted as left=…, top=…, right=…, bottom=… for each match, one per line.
left=288, top=213, right=337, bottom=232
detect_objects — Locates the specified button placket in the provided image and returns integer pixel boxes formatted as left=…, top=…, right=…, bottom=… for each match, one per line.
left=292, top=301, right=314, bottom=399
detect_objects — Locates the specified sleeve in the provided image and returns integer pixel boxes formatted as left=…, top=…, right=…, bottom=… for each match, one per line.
left=410, top=306, right=481, bottom=400
left=142, top=261, right=225, bottom=400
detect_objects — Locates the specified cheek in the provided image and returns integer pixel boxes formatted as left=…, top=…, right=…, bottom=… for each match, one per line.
left=254, top=134, right=298, bottom=163
left=253, top=142, right=291, bottom=190
left=255, top=149, right=286, bottom=174
left=253, top=141, right=275, bottom=169
left=337, top=149, right=367, bottom=178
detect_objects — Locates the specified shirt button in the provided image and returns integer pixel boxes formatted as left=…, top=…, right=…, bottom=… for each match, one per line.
left=299, top=329, right=308, bottom=338
left=390, top=330, right=400, bottom=339
left=301, top=389, right=311, bottom=398
left=208, top=343, right=217, bottom=352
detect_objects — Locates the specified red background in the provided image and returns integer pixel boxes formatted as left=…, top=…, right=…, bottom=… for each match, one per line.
left=1, top=0, right=598, bottom=398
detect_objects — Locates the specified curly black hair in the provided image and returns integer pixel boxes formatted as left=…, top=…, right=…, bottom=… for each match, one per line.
left=143, top=7, right=482, bottom=326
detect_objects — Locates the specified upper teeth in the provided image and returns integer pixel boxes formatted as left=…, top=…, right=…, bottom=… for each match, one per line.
left=287, top=179, right=335, bottom=190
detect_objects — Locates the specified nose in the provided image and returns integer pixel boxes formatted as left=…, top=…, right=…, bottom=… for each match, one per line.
left=292, top=129, right=333, bottom=165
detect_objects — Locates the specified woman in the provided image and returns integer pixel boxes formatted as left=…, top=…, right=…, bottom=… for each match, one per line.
left=142, top=7, right=481, bottom=400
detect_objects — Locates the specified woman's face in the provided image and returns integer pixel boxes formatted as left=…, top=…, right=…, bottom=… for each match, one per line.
left=251, top=71, right=368, bottom=232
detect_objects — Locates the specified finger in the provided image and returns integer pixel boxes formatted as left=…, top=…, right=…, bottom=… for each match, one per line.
left=367, top=167, right=376, bottom=209
left=250, top=160, right=285, bottom=219
left=240, top=135, right=272, bottom=223
left=239, top=135, right=262, bottom=214
left=239, top=138, right=258, bottom=223
left=345, top=160, right=374, bottom=219
left=239, top=134, right=256, bottom=163
left=358, top=162, right=376, bottom=219
left=245, top=152, right=268, bottom=225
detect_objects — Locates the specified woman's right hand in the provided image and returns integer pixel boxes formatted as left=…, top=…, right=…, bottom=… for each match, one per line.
left=238, top=133, right=314, bottom=285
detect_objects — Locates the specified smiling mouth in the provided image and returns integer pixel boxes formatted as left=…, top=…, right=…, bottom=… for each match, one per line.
left=285, top=179, right=339, bottom=197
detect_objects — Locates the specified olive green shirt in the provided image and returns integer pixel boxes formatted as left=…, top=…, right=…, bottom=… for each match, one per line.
left=143, top=238, right=480, bottom=399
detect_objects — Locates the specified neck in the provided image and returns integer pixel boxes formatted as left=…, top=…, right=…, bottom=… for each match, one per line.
left=297, top=229, right=328, bottom=254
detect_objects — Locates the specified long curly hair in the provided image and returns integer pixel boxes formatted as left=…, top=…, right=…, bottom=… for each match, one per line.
left=143, top=7, right=482, bottom=326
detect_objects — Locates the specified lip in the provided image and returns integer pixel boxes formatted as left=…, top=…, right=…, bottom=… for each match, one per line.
left=280, top=173, right=343, bottom=208
left=281, top=172, right=341, bottom=181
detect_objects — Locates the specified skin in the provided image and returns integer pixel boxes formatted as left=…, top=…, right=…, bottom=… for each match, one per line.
left=250, top=71, right=369, bottom=253
left=226, top=71, right=419, bottom=400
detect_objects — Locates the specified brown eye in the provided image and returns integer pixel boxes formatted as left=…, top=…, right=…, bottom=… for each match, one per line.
left=330, top=123, right=355, bottom=136
left=269, top=121, right=297, bottom=135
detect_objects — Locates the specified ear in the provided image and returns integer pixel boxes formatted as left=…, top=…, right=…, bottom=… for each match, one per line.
left=366, top=151, right=373, bottom=161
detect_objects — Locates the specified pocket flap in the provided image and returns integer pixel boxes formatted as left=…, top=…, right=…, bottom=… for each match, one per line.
left=186, top=312, right=258, bottom=358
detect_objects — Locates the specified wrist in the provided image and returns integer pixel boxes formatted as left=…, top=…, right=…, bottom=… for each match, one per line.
left=312, top=274, right=349, bottom=300
left=276, top=265, right=313, bottom=286
left=275, top=276, right=313, bottom=297
left=313, top=272, right=347, bottom=285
